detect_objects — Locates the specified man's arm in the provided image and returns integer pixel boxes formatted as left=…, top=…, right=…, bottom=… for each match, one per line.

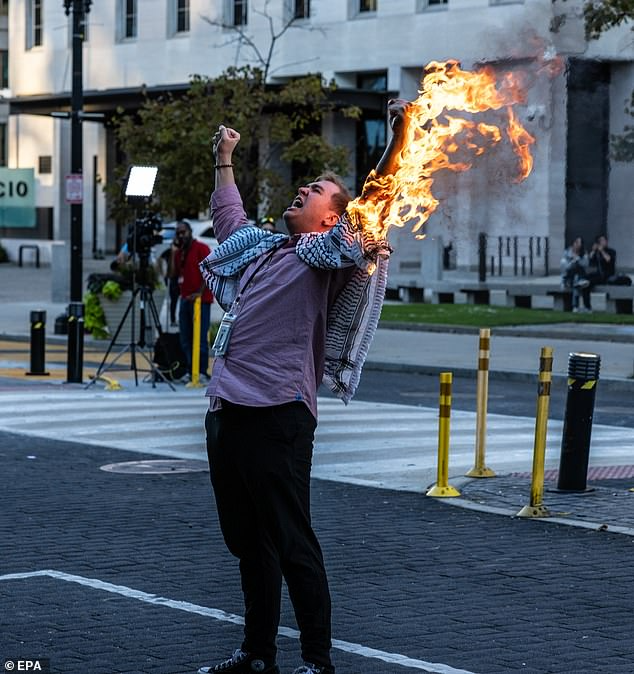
left=360, top=99, right=411, bottom=200
left=212, top=124, right=239, bottom=190
left=210, top=124, right=250, bottom=242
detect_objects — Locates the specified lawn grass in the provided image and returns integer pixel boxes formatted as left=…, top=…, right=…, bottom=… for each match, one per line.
left=380, top=303, right=634, bottom=328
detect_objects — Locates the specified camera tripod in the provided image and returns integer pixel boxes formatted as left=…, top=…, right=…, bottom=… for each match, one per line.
left=85, top=283, right=176, bottom=390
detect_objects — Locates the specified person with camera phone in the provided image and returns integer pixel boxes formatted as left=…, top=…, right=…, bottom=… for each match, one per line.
left=196, top=102, right=409, bottom=674
left=171, top=219, right=214, bottom=382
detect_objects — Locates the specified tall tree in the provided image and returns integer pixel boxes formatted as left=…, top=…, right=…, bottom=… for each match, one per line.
left=106, top=2, right=360, bottom=224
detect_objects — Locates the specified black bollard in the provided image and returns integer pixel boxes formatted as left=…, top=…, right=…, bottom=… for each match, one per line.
left=54, top=312, right=68, bottom=335
left=66, top=302, right=85, bottom=384
left=556, top=353, right=601, bottom=492
left=26, top=310, right=50, bottom=376
left=478, top=232, right=487, bottom=282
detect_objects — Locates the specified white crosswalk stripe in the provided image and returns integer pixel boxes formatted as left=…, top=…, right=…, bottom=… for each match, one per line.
left=0, top=387, right=633, bottom=492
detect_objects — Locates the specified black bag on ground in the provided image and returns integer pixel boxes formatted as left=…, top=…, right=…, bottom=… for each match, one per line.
left=607, top=274, right=632, bottom=286
left=153, top=332, right=188, bottom=381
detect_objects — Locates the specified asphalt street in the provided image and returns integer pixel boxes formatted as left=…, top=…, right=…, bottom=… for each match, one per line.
left=344, top=369, right=634, bottom=428
left=2, top=431, right=634, bottom=674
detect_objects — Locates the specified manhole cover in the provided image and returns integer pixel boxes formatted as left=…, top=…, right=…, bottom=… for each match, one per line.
left=100, top=459, right=208, bottom=474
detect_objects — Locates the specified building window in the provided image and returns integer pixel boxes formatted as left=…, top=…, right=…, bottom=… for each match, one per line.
left=420, top=0, right=448, bottom=9
left=231, top=0, right=247, bottom=26
left=27, top=0, right=43, bottom=49
left=355, top=72, right=387, bottom=194
left=358, top=71, right=387, bottom=92
left=293, top=0, right=310, bottom=19
left=0, top=0, right=9, bottom=17
left=359, top=0, right=377, bottom=11
left=176, top=0, right=190, bottom=32
left=38, top=156, right=52, bottom=174
left=0, top=124, right=6, bottom=167
left=0, top=50, right=7, bottom=89
left=490, top=0, right=523, bottom=5
left=118, top=0, right=137, bottom=40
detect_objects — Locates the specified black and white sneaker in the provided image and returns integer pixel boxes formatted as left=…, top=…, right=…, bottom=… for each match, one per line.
left=197, top=648, right=279, bottom=673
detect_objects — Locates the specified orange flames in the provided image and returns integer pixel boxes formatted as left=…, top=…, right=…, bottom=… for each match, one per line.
left=347, top=60, right=536, bottom=241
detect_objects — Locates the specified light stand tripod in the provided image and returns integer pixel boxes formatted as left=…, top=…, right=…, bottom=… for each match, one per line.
left=85, top=250, right=175, bottom=390
left=85, top=164, right=174, bottom=390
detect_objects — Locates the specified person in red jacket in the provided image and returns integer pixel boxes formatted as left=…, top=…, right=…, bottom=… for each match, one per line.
left=171, top=220, right=213, bottom=380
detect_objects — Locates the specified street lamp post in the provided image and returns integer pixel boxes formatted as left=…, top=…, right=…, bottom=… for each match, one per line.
left=63, top=0, right=91, bottom=383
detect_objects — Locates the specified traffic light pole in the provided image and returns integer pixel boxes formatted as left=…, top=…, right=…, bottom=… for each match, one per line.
left=64, top=0, right=91, bottom=383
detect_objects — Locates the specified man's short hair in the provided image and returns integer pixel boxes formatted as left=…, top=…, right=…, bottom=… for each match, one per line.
left=316, top=172, right=353, bottom=216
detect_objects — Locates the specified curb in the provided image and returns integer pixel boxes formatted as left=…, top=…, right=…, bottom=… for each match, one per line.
left=363, top=359, right=634, bottom=393
left=379, top=321, right=634, bottom=344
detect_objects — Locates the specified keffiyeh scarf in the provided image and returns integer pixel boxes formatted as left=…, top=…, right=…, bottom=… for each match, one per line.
left=199, top=214, right=390, bottom=404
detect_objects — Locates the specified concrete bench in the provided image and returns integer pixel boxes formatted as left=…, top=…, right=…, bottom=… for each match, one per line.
left=426, top=283, right=490, bottom=305
left=502, top=284, right=561, bottom=309
left=601, top=285, right=634, bottom=314
left=546, top=288, right=573, bottom=312
left=18, top=244, right=41, bottom=268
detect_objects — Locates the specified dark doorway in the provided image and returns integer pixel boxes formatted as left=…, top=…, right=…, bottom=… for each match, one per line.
left=565, top=59, right=610, bottom=249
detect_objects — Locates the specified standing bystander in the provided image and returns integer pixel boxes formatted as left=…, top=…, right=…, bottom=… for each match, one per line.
left=171, top=220, right=213, bottom=380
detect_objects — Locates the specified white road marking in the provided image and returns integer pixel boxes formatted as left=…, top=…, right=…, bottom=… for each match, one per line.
left=0, top=390, right=633, bottom=492
left=0, top=570, right=478, bottom=674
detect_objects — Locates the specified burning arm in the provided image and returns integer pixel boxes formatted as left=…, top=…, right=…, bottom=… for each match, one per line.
left=344, top=98, right=412, bottom=243
left=376, top=99, right=412, bottom=179
left=360, top=99, right=412, bottom=202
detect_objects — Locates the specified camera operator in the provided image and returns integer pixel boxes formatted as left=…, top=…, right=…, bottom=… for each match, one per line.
left=171, top=220, right=214, bottom=381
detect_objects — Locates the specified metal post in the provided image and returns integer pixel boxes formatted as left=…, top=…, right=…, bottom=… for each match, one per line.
left=66, top=301, right=84, bottom=384
left=64, top=0, right=91, bottom=383
left=555, top=353, right=601, bottom=492
left=478, top=232, right=487, bottom=282
left=544, top=237, right=550, bottom=276
left=187, top=296, right=203, bottom=389
left=528, top=237, right=534, bottom=275
left=26, top=310, right=49, bottom=376
left=497, top=236, right=503, bottom=276
left=517, top=346, right=554, bottom=518
left=513, top=236, right=518, bottom=276
left=426, top=373, right=460, bottom=498
left=466, top=329, right=495, bottom=478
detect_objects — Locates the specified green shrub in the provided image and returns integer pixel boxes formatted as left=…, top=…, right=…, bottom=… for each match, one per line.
left=84, top=291, right=108, bottom=339
left=102, top=280, right=123, bottom=301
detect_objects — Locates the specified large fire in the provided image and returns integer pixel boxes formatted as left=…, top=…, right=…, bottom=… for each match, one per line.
left=347, top=60, right=537, bottom=241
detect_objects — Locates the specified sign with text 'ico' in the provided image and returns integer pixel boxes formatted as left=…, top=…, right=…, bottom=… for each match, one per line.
left=0, top=168, right=36, bottom=228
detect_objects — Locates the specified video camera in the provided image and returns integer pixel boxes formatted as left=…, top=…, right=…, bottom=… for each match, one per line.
left=126, top=212, right=163, bottom=258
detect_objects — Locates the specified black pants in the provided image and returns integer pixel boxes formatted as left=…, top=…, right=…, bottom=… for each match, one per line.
left=205, top=401, right=333, bottom=669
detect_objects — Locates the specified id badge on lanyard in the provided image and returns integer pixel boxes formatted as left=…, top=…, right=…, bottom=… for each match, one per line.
left=211, top=309, right=237, bottom=357
left=210, top=246, right=277, bottom=358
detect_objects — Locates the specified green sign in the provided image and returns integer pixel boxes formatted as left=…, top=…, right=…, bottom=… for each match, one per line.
left=0, top=168, right=36, bottom=228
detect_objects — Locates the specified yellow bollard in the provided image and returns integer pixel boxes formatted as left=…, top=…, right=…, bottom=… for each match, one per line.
left=517, top=346, right=554, bottom=518
left=186, top=296, right=203, bottom=389
left=466, top=328, right=496, bottom=478
left=426, top=372, right=461, bottom=498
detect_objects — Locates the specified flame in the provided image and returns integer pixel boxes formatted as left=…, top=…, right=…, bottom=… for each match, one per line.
left=506, top=106, right=535, bottom=182
left=347, top=60, right=536, bottom=241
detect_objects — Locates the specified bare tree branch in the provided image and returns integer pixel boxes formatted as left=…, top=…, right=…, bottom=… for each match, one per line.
left=200, top=0, right=324, bottom=82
